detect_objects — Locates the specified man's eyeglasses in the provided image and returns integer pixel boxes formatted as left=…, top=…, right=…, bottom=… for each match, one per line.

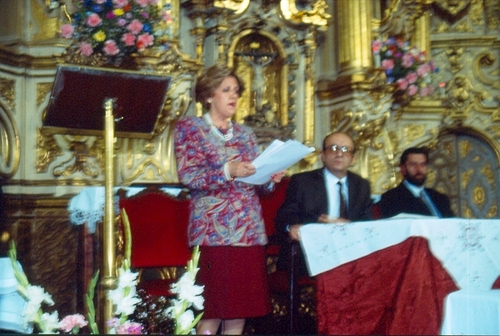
left=324, top=144, right=353, bottom=154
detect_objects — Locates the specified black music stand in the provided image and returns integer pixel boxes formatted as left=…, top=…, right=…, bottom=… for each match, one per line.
left=42, top=64, right=171, bottom=333
left=43, top=65, right=171, bottom=139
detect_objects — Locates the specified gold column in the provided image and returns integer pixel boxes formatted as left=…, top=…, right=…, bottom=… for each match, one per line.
left=303, top=30, right=316, bottom=147
left=101, top=98, right=117, bottom=333
left=335, top=0, right=373, bottom=76
left=413, top=11, right=431, bottom=54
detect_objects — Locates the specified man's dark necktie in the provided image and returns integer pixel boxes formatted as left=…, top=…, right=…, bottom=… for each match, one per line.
left=338, top=181, right=347, bottom=218
left=420, top=189, right=442, bottom=218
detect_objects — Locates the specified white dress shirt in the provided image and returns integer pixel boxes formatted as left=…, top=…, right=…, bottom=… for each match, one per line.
left=324, top=168, right=348, bottom=218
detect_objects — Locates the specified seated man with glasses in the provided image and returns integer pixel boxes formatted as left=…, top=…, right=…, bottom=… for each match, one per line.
left=376, top=147, right=454, bottom=219
left=275, top=131, right=373, bottom=277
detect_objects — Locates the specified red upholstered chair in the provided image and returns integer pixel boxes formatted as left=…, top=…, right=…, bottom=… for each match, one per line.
left=259, top=178, right=316, bottom=334
left=259, top=179, right=289, bottom=261
left=118, top=186, right=191, bottom=297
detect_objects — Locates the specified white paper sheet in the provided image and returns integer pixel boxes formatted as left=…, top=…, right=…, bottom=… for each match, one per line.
left=235, top=139, right=315, bottom=185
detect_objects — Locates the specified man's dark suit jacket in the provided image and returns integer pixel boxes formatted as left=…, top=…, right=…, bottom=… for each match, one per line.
left=274, top=168, right=373, bottom=277
left=377, top=181, right=454, bottom=219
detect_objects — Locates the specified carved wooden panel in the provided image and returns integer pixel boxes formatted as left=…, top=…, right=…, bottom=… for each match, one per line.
left=7, top=196, right=84, bottom=318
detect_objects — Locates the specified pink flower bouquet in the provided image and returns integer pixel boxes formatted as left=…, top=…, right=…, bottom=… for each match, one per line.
left=59, top=314, right=88, bottom=334
left=60, top=0, right=173, bottom=63
left=372, top=37, right=438, bottom=98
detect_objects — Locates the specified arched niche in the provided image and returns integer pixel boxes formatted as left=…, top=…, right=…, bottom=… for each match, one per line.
left=228, top=30, right=288, bottom=129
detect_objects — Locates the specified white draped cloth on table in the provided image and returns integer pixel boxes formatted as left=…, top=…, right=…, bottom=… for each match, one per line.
left=299, top=214, right=500, bottom=291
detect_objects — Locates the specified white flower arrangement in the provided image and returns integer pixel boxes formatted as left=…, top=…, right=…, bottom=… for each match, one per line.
left=166, top=245, right=204, bottom=335
left=8, top=241, right=88, bottom=334
left=7, top=209, right=204, bottom=334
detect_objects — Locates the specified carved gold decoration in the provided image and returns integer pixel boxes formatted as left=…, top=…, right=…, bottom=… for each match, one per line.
left=0, top=102, right=20, bottom=179
left=445, top=46, right=465, bottom=73
left=469, top=0, right=485, bottom=27
left=37, top=83, right=53, bottom=108
left=404, top=124, right=427, bottom=144
left=329, top=104, right=388, bottom=152
left=474, top=51, right=500, bottom=89
left=0, top=76, right=15, bottom=111
left=444, top=74, right=500, bottom=122
left=52, top=139, right=100, bottom=178
left=472, top=184, right=486, bottom=206
left=375, top=0, right=431, bottom=41
left=433, top=0, right=471, bottom=17
left=214, top=0, right=250, bottom=15
left=481, top=163, right=495, bottom=185
left=485, top=0, right=500, bottom=30
left=36, top=130, right=63, bottom=173
left=32, top=0, right=62, bottom=41
left=461, top=168, right=473, bottom=189
left=279, top=0, right=331, bottom=29
left=459, top=137, right=473, bottom=158
left=119, top=76, right=193, bottom=184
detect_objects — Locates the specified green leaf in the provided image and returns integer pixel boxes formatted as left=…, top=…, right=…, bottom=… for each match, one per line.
left=85, top=270, right=100, bottom=334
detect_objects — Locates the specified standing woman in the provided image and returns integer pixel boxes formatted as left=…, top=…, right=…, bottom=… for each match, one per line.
left=174, top=64, right=283, bottom=335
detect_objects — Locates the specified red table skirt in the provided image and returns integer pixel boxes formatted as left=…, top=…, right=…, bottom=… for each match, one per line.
left=316, top=237, right=459, bottom=335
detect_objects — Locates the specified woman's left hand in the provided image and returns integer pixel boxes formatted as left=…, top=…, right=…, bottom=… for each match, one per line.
left=271, top=170, right=286, bottom=183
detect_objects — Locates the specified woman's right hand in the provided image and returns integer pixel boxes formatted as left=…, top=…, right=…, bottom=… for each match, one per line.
left=228, top=161, right=256, bottom=178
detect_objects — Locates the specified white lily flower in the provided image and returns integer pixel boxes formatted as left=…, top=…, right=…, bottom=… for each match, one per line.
left=113, top=290, right=142, bottom=316
left=107, top=287, right=124, bottom=304
left=23, top=302, right=41, bottom=325
left=116, top=267, right=139, bottom=289
left=27, top=285, right=54, bottom=306
left=171, top=275, right=204, bottom=310
left=39, top=311, right=60, bottom=333
left=178, top=310, right=195, bottom=331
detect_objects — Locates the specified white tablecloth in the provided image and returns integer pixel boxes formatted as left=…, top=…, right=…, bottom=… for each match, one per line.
left=300, top=215, right=500, bottom=290
left=441, top=290, right=500, bottom=335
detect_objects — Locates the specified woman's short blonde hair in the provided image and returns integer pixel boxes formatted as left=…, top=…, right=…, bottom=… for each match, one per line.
left=195, top=63, right=245, bottom=110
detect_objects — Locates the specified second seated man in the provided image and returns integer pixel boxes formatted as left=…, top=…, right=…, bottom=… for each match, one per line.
left=275, top=132, right=373, bottom=277
left=376, top=146, right=454, bottom=219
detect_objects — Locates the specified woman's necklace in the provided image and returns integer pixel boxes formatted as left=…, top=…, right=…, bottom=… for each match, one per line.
left=203, top=113, right=233, bottom=142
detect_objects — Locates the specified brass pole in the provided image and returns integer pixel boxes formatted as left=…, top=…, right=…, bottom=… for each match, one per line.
left=101, top=98, right=117, bottom=333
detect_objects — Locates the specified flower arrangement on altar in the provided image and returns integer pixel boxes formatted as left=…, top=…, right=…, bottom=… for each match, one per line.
left=60, top=0, right=173, bottom=64
left=372, top=37, right=438, bottom=98
left=7, top=209, right=203, bottom=335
